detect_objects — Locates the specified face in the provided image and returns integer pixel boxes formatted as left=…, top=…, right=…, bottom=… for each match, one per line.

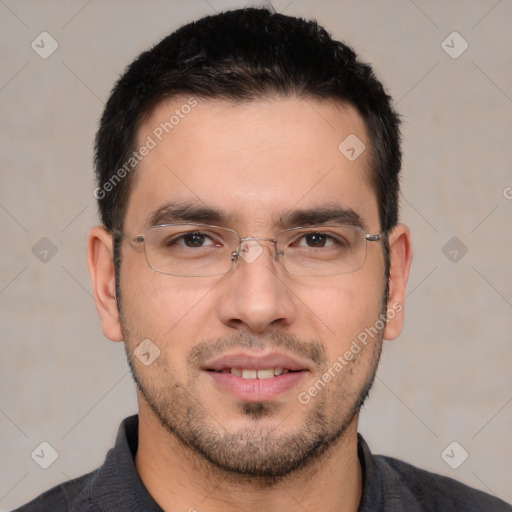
left=93, top=96, right=409, bottom=480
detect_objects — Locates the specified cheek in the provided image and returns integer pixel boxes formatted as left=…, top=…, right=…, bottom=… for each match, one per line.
left=119, top=274, right=207, bottom=384
left=316, top=283, right=385, bottom=396
left=303, top=277, right=384, bottom=335
left=120, top=259, right=217, bottom=344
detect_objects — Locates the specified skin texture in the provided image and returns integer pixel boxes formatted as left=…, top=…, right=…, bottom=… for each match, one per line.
left=87, top=96, right=412, bottom=512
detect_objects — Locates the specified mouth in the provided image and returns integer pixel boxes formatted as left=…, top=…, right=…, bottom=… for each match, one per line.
left=202, top=352, right=310, bottom=402
left=210, top=367, right=295, bottom=379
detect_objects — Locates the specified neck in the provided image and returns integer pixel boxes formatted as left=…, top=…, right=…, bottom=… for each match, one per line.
left=135, top=398, right=363, bottom=512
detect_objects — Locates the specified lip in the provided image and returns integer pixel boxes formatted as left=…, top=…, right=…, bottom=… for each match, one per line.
left=202, top=351, right=311, bottom=372
left=202, top=351, right=311, bottom=402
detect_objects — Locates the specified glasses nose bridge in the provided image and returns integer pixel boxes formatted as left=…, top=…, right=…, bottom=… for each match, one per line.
left=231, top=235, right=281, bottom=265
left=239, top=235, right=278, bottom=245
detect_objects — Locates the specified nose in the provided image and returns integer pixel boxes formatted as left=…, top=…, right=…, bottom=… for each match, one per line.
left=216, top=239, right=298, bottom=333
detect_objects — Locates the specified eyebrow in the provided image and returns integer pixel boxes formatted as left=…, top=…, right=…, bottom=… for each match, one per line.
left=147, top=202, right=366, bottom=231
left=147, top=201, right=231, bottom=228
left=277, top=205, right=366, bottom=231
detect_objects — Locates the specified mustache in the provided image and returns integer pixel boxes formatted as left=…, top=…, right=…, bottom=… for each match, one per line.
left=187, top=330, right=328, bottom=370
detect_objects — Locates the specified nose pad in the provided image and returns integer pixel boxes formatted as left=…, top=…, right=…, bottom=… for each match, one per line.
left=239, top=239, right=264, bottom=264
left=234, top=238, right=281, bottom=268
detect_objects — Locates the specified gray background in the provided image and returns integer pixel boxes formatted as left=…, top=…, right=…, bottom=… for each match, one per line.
left=1, top=0, right=511, bottom=509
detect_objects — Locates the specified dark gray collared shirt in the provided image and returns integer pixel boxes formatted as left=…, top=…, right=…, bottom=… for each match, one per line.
left=13, top=415, right=511, bottom=511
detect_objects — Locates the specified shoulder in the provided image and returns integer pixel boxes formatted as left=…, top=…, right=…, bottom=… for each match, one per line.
left=374, top=453, right=512, bottom=511
left=10, top=470, right=96, bottom=511
left=357, top=434, right=511, bottom=511
left=10, top=416, right=147, bottom=512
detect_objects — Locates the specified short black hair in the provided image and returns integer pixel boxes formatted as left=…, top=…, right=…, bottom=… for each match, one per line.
left=94, top=6, right=402, bottom=236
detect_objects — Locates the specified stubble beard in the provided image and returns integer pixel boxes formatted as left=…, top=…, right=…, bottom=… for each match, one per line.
left=122, top=318, right=384, bottom=483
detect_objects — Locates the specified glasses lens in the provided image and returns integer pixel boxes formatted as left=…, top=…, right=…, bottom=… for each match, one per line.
left=278, top=225, right=368, bottom=276
left=144, top=224, right=237, bottom=276
left=141, top=224, right=374, bottom=277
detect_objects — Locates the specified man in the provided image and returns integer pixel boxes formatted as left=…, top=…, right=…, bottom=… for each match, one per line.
left=14, top=7, right=511, bottom=512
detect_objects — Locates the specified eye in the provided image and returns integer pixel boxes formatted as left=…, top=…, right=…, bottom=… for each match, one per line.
left=296, top=232, right=337, bottom=248
left=181, top=232, right=213, bottom=248
left=165, top=231, right=219, bottom=248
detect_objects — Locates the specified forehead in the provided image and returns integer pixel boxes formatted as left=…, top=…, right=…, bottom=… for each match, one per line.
left=126, top=96, right=378, bottom=232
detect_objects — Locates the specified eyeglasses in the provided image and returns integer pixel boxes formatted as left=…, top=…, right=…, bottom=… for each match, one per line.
left=115, top=223, right=384, bottom=277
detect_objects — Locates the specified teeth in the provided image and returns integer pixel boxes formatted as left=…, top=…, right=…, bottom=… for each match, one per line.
left=229, top=368, right=287, bottom=379
left=257, top=369, right=274, bottom=380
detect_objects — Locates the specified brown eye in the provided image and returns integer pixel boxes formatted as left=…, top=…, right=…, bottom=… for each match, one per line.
left=296, top=232, right=337, bottom=248
left=304, top=233, right=328, bottom=247
left=182, top=232, right=208, bottom=247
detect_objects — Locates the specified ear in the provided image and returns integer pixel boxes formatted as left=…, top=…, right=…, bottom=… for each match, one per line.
left=87, top=226, right=123, bottom=342
left=383, top=223, right=413, bottom=340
